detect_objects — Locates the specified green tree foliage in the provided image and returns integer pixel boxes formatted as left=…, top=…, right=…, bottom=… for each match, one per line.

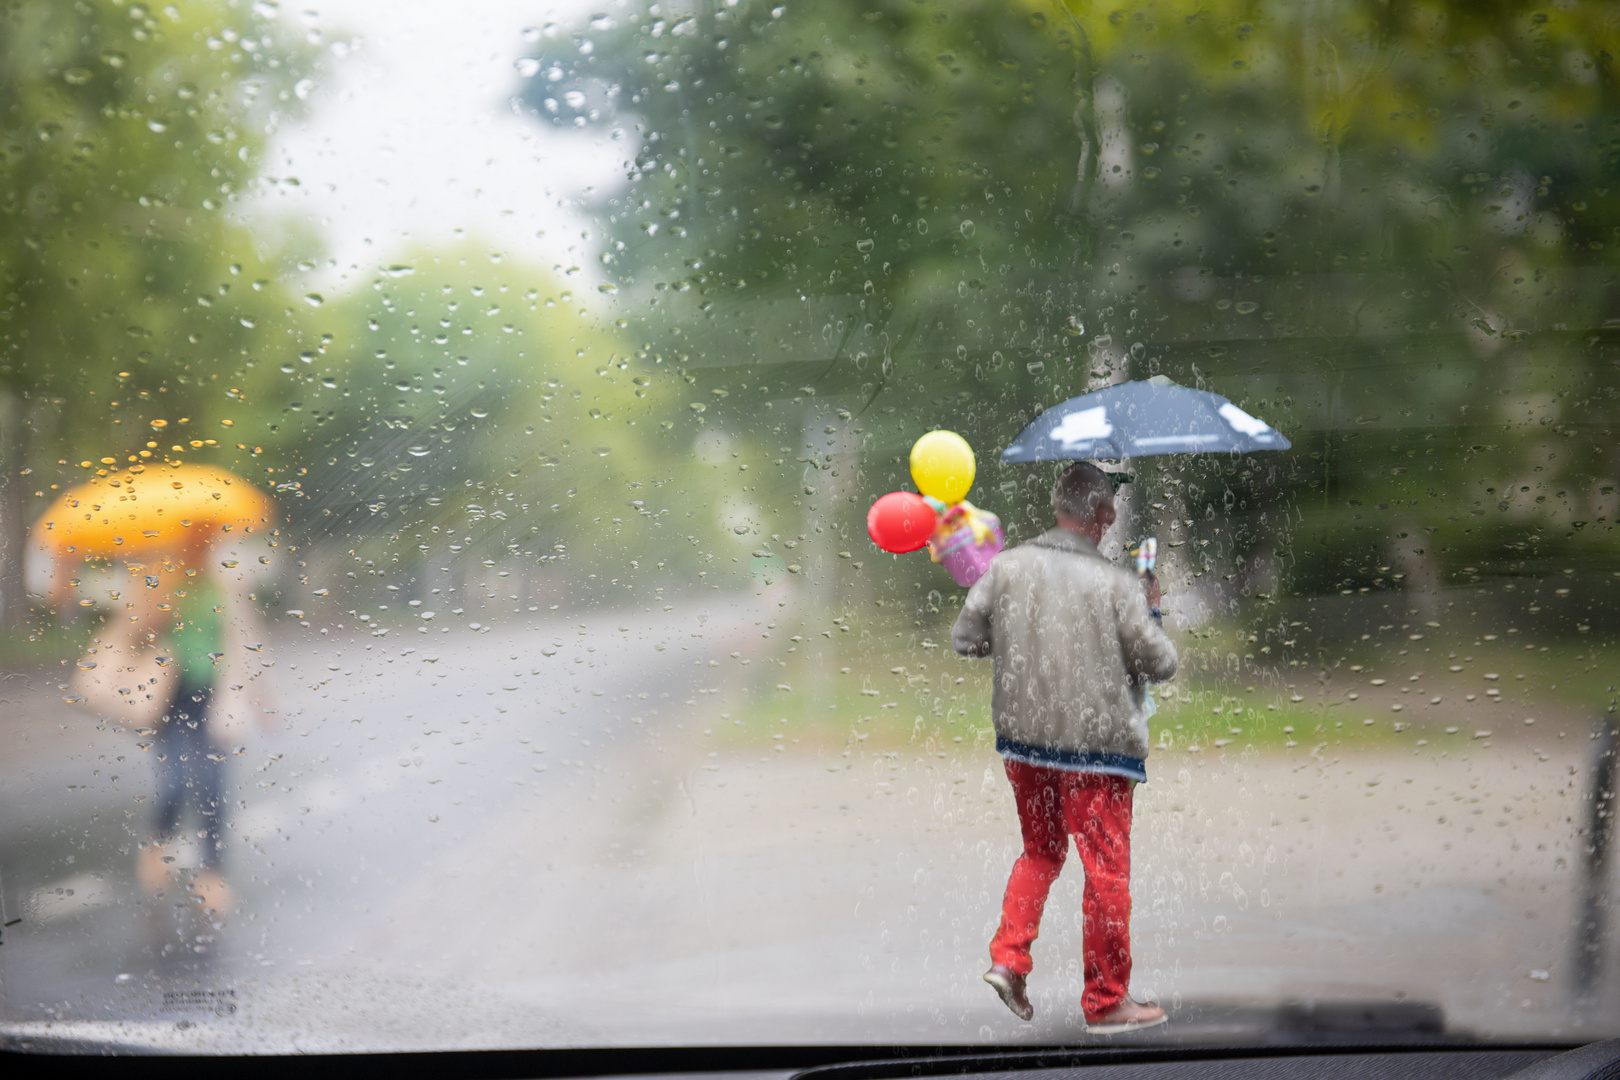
left=0, top=0, right=313, bottom=623
left=1, top=0, right=737, bottom=622
left=534, top=0, right=1620, bottom=634
left=279, top=251, right=706, bottom=583
left=188, top=237, right=746, bottom=606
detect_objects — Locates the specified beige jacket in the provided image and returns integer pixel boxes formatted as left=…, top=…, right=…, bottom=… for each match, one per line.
left=951, top=527, right=1177, bottom=781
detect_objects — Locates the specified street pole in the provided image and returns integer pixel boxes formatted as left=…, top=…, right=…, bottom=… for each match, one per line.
left=1574, top=714, right=1617, bottom=1003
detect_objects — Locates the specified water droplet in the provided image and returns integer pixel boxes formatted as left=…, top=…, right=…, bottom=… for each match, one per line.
left=960, top=220, right=975, bottom=237
left=64, top=68, right=93, bottom=85
left=407, top=446, right=430, bottom=457
left=383, top=264, right=415, bottom=278
left=146, top=118, right=168, bottom=133
left=1233, top=300, right=1260, bottom=315
left=515, top=57, right=541, bottom=77
left=303, top=293, right=324, bottom=307
left=470, top=407, right=490, bottom=419
left=592, top=446, right=612, bottom=457
left=856, top=238, right=875, bottom=253
left=100, top=49, right=127, bottom=68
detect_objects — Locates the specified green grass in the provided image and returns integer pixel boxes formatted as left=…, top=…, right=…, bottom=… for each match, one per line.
left=1149, top=623, right=1616, bottom=753
left=1148, top=691, right=1424, bottom=753
left=696, top=616, right=1616, bottom=763
left=697, top=634, right=998, bottom=756
left=0, top=618, right=89, bottom=670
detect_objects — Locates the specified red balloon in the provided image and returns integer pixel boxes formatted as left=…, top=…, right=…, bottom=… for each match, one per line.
left=867, top=491, right=936, bottom=554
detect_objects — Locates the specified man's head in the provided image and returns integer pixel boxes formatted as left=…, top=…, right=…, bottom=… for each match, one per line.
left=1052, top=461, right=1116, bottom=542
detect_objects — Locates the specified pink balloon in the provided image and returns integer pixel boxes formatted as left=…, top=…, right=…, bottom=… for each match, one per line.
left=867, top=491, right=936, bottom=554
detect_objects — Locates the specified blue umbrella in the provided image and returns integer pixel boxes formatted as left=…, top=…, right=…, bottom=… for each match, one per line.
left=999, top=376, right=1290, bottom=463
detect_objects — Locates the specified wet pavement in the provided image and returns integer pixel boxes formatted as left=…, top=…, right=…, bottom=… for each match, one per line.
left=0, top=593, right=779, bottom=1049
left=1, top=593, right=1617, bottom=1052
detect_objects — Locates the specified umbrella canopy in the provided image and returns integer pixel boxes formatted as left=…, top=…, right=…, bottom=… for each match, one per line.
left=999, top=376, right=1291, bottom=463
left=32, top=463, right=276, bottom=563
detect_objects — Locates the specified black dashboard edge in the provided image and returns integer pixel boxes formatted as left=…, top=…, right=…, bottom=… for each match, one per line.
left=0, top=1041, right=1589, bottom=1080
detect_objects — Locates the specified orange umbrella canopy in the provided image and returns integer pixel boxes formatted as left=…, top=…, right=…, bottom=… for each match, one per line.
left=32, top=463, right=276, bottom=563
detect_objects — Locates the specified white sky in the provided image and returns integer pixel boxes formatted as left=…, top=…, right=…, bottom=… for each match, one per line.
left=249, top=0, right=628, bottom=295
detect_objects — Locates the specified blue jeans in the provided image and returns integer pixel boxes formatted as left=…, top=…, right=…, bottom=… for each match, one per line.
left=152, top=687, right=223, bottom=870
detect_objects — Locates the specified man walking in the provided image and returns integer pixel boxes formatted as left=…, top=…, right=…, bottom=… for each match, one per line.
left=952, top=462, right=1177, bottom=1031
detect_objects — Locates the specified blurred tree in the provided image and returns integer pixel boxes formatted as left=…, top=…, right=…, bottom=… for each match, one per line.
left=251, top=246, right=732, bottom=593
left=0, top=0, right=311, bottom=627
left=530, top=0, right=1620, bottom=637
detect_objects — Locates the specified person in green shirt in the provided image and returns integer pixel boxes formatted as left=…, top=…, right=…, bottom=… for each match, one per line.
left=133, top=574, right=236, bottom=917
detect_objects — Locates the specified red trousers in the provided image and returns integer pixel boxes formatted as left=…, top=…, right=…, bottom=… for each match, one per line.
left=990, top=759, right=1135, bottom=1018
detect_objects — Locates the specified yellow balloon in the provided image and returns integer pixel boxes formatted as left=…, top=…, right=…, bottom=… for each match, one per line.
left=910, top=429, right=975, bottom=504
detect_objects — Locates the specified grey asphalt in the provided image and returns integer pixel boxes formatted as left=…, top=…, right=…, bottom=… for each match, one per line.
left=0, top=592, right=781, bottom=1049
left=2, top=592, right=1617, bottom=1052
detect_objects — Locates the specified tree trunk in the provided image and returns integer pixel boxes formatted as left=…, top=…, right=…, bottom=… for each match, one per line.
left=0, top=389, right=31, bottom=631
left=1055, top=3, right=1099, bottom=256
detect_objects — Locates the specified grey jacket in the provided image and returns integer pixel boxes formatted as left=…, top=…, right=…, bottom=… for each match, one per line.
left=951, top=528, right=1178, bottom=781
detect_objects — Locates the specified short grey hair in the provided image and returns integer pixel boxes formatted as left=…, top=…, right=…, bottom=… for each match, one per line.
left=1052, top=461, right=1114, bottom=523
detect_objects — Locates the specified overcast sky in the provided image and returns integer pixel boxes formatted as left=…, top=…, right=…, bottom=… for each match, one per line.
left=250, top=0, right=627, bottom=295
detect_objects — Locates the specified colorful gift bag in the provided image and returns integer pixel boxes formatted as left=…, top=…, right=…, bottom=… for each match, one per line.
left=925, top=499, right=1005, bottom=587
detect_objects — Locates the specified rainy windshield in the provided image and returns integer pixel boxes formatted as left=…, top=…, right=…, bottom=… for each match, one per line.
left=2, top=0, right=1618, bottom=1055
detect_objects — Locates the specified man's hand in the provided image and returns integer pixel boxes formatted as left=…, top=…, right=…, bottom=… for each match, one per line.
left=1142, top=570, right=1161, bottom=611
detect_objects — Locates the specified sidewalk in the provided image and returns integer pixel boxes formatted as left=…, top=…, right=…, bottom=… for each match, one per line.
left=358, top=727, right=1613, bottom=1044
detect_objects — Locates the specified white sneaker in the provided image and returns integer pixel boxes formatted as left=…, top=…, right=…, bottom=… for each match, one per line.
left=982, top=964, right=1033, bottom=1021
left=1085, top=997, right=1168, bottom=1034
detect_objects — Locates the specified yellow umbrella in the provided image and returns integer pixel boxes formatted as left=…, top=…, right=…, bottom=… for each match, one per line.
left=32, top=463, right=276, bottom=569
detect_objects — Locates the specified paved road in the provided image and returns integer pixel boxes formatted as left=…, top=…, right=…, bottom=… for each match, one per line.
left=0, top=590, right=786, bottom=1049
left=2, top=593, right=1617, bottom=1052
